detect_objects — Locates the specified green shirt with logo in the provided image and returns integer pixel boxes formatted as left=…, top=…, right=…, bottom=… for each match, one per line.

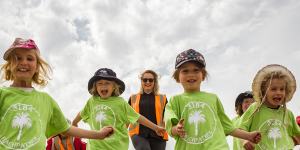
left=164, top=91, right=235, bottom=150
left=80, top=96, right=140, bottom=150
left=238, top=102, right=300, bottom=150
left=0, top=87, right=70, bottom=150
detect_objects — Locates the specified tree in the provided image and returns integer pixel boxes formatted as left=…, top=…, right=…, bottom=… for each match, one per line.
left=188, top=111, right=206, bottom=136
left=268, top=127, right=281, bottom=148
left=96, top=111, right=106, bottom=129
left=12, top=112, right=32, bottom=141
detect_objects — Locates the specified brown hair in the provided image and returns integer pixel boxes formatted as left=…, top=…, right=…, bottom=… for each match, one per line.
left=1, top=49, right=52, bottom=86
left=139, top=70, right=159, bottom=95
left=172, top=62, right=208, bottom=83
left=89, top=80, right=121, bottom=97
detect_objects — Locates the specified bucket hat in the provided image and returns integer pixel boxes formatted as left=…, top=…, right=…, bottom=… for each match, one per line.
left=3, top=38, right=40, bottom=60
left=252, top=64, right=296, bottom=103
left=88, top=68, right=125, bottom=95
left=175, top=49, right=206, bottom=69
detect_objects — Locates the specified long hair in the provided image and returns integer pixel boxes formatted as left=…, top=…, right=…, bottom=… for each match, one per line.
left=139, top=70, right=159, bottom=95
left=1, top=49, right=52, bottom=87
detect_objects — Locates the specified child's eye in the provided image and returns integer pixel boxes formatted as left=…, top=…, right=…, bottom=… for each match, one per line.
left=181, top=69, right=189, bottom=73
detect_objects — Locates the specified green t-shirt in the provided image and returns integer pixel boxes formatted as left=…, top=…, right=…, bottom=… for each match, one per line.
left=0, top=87, right=70, bottom=150
left=232, top=116, right=244, bottom=150
left=238, top=102, right=300, bottom=150
left=80, top=96, right=140, bottom=150
left=164, top=91, right=235, bottom=150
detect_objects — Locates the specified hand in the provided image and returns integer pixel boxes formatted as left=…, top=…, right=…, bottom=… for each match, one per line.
left=155, top=126, right=166, bottom=136
left=98, top=126, right=114, bottom=139
left=248, top=131, right=261, bottom=144
left=171, top=119, right=186, bottom=138
left=243, top=140, right=255, bottom=150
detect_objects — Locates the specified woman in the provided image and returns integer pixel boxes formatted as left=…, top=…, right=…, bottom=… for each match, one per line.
left=128, top=70, right=168, bottom=150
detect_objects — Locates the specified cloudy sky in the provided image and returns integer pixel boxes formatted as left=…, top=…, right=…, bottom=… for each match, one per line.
left=1, top=0, right=300, bottom=149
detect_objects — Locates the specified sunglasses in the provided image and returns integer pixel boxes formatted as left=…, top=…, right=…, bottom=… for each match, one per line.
left=142, top=78, right=154, bottom=83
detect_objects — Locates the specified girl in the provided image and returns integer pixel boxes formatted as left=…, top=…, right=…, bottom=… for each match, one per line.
left=0, top=38, right=113, bottom=150
left=164, top=49, right=261, bottom=149
left=72, top=68, right=165, bottom=150
left=232, top=91, right=255, bottom=150
left=128, top=70, right=168, bottom=150
left=238, top=64, right=300, bottom=150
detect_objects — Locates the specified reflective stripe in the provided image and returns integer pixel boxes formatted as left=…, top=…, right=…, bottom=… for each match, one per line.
left=53, top=136, right=75, bottom=150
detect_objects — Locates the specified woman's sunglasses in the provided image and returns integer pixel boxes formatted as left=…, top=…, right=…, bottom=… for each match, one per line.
left=142, top=78, right=154, bottom=83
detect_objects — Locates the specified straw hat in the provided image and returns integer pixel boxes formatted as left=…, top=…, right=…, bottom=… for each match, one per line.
left=252, top=64, right=296, bottom=103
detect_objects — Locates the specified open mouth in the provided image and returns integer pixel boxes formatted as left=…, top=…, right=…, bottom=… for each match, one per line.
left=17, top=68, right=30, bottom=72
left=100, top=89, right=108, bottom=96
left=187, top=79, right=196, bottom=83
left=273, top=97, right=282, bottom=103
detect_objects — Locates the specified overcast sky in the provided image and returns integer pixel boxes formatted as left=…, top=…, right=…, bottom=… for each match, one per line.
left=1, top=0, right=300, bottom=149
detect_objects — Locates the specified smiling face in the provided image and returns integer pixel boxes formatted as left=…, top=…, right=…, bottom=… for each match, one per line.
left=11, top=49, right=38, bottom=87
left=141, top=73, right=155, bottom=93
left=96, top=79, right=115, bottom=99
left=264, top=78, right=286, bottom=108
left=241, top=98, right=254, bottom=113
left=178, top=62, right=204, bottom=92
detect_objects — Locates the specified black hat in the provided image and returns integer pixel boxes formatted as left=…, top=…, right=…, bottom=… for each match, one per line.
left=175, top=49, right=206, bottom=69
left=235, top=91, right=253, bottom=108
left=88, top=68, right=125, bottom=95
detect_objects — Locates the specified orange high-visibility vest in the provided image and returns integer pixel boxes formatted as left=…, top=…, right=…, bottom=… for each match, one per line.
left=128, top=94, right=168, bottom=140
left=53, top=136, right=75, bottom=150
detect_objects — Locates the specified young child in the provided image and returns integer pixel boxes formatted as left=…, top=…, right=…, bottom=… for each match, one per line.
left=238, top=64, right=300, bottom=149
left=72, top=68, right=166, bottom=150
left=164, top=49, right=261, bottom=150
left=0, top=38, right=114, bottom=150
left=232, top=91, right=255, bottom=150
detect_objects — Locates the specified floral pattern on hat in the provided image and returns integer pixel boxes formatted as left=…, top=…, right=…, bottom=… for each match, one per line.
left=175, top=49, right=206, bottom=69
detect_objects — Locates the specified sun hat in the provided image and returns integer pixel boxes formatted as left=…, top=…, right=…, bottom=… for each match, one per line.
left=235, top=91, right=253, bottom=108
left=175, top=49, right=206, bottom=69
left=88, top=68, right=125, bottom=95
left=252, top=64, right=296, bottom=103
left=3, top=38, right=40, bottom=60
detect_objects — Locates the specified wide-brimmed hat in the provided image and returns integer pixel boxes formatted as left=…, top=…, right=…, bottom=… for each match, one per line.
left=3, top=38, right=40, bottom=60
left=235, top=91, right=253, bottom=108
left=252, top=64, right=296, bottom=103
left=88, top=68, right=125, bottom=95
left=175, top=49, right=206, bottom=69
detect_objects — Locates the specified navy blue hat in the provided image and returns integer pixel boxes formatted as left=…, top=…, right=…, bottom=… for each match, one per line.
left=175, top=49, right=206, bottom=69
left=235, top=91, right=253, bottom=108
left=88, top=68, right=125, bottom=95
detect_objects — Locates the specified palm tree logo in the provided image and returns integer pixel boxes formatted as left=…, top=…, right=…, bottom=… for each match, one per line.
left=267, top=127, right=281, bottom=148
left=188, top=111, right=206, bottom=136
left=12, top=112, right=32, bottom=141
left=96, top=111, right=106, bottom=128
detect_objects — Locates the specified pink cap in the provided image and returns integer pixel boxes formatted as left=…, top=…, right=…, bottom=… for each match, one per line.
left=3, top=38, right=40, bottom=60
left=297, top=116, right=300, bottom=126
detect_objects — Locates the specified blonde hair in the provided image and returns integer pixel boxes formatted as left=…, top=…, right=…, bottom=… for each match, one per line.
left=89, top=80, right=121, bottom=97
left=172, top=62, right=208, bottom=83
left=139, top=70, right=159, bottom=95
left=1, top=49, right=52, bottom=86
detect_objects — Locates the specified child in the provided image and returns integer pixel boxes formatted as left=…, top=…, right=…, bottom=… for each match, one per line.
left=232, top=91, right=255, bottom=150
left=238, top=64, right=300, bottom=149
left=164, top=49, right=261, bottom=150
left=72, top=68, right=166, bottom=150
left=46, top=119, right=86, bottom=150
left=0, top=38, right=114, bottom=150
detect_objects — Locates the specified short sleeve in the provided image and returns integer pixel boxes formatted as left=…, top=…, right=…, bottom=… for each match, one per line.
left=80, top=99, right=91, bottom=123
left=45, top=98, right=70, bottom=138
left=124, top=102, right=140, bottom=124
left=238, top=103, right=256, bottom=131
left=288, top=111, right=300, bottom=136
left=215, top=97, right=235, bottom=135
left=164, top=96, right=179, bottom=138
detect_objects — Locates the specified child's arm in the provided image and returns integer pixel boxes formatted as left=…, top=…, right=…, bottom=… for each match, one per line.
left=230, top=128, right=261, bottom=144
left=171, top=119, right=185, bottom=138
left=72, top=112, right=82, bottom=127
left=64, top=126, right=114, bottom=139
left=137, top=115, right=166, bottom=136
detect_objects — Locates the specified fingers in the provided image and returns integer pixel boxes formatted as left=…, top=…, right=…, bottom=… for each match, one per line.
left=177, top=119, right=186, bottom=138
left=179, top=119, right=184, bottom=125
left=243, top=141, right=255, bottom=150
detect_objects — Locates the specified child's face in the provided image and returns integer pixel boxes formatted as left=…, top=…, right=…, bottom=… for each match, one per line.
left=264, top=78, right=286, bottom=108
left=242, top=98, right=254, bottom=113
left=141, top=73, right=155, bottom=92
left=12, top=49, right=38, bottom=84
left=96, top=80, right=115, bottom=99
left=178, top=62, right=203, bottom=92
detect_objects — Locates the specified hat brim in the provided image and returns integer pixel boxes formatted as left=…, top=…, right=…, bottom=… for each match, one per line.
left=3, top=47, right=39, bottom=60
left=175, top=60, right=205, bottom=69
left=88, top=75, right=125, bottom=95
left=252, top=64, right=296, bottom=103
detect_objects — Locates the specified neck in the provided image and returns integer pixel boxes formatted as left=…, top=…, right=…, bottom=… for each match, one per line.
left=143, top=89, right=153, bottom=94
left=184, top=88, right=200, bottom=93
left=11, top=80, right=33, bottom=88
